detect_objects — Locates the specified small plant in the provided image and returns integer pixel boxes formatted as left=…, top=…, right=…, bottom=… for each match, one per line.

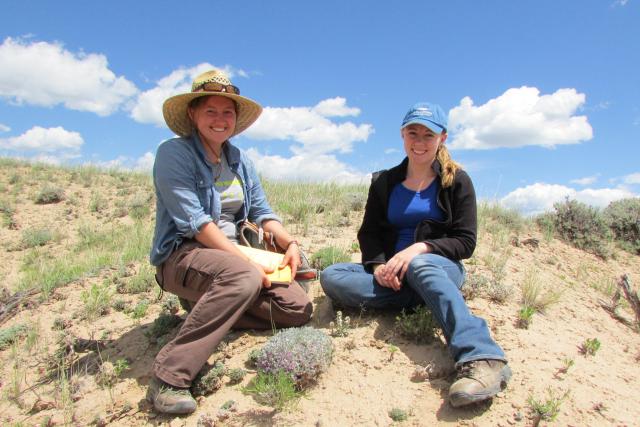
left=396, top=305, right=440, bottom=344
left=19, top=227, right=54, bottom=249
left=388, top=407, right=409, bottom=422
left=247, top=348, right=261, bottom=368
left=146, top=312, right=182, bottom=339
left=243, top=370, right=302, bottom=410
left=80, top=282, right=112, bottom=320
left=0, top=324, right=29, bottom=350
left=580, top=338, right=601, bottom=356
left=329, top=310, right=351, bottom=337
left=191, top=361, right=226, bottom=396
left=89, top=192, right=108, bottom=213
left=461, top=273, right=489, bottom=300
left=517, top=306, right=535, bottom=329
left=557, top=358, right=574, bottom=375
left=35, top=184, right=65, bottom=204
left=112, top=298, right=127, bottom=312
left=310, top=246, right=350, bottom=271
left=388, top=344, right=399, bottom=361
left=162, top=294, right=181, bottom=314
left=528, top=388, right=569, bottom=423
left=128, top=192, right=152, bottom=219
left=130, top=299, right=150, bottom=320
left=227, top=368, right=247, bottom=384
left=256, top=327, right=333, bottom=389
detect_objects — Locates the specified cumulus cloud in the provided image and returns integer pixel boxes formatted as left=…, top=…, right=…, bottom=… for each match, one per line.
left=0, top=123, right=9, bottom=132
left=0, top=126, right=83, bottom=160
left=89, top=151, right=155, bottom=172
left=570, top=175, right=599, bottom=186
left=0, top=37, right=137, bottom=116
left=449, top=86, right=593, bottom=150
left=500, top=183, right=636, bottom=216
left=245, top=148, right=368, bottom=183
left=623, top=173, right=640, bottom=185
left=244, top=97, right=373, bottom=155
left=130, top=63, right=246, bottom=126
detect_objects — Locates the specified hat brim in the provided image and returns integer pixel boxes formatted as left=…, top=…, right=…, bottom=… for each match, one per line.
left=401, top=119, right=446, bottom=135
left=163, top=92, right=263, bottom=138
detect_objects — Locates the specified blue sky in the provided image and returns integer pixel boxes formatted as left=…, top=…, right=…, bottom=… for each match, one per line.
left=1, top=0, right=638, bottom=215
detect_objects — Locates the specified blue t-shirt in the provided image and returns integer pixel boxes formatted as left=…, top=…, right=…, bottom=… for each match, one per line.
left=388, top=180, right=445, bottom=253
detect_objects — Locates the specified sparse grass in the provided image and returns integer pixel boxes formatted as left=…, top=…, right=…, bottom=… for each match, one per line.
left=580, top=338, right=601, bottom=356
left=128, top=191, right=153, bottom=219
left=130, top=299, right=150, bottom=320
left=80, top=281, right=112, bottom=320
left=396, top=305, right=440, bottom=344
left=521, top=268, right=562, bottom=313
left=310, top=246, right=350, bottom=271
left=89, top=192, right=108, bottom=213
left=243, top=370, right=302, bottom=410
left=462, top=273, right=489, bottom=300
left=528, top=388, right=569, bottom=423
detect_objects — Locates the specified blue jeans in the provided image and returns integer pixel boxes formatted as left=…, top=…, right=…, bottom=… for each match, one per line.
left=320, top=254, right=506, bottom=367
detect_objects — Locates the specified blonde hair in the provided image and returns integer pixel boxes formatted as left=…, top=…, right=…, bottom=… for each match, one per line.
left=436, top=141, right=461, bottom=188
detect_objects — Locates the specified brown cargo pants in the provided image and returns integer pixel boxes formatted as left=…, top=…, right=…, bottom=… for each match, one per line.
left=153, top=240, right=313, bottom=388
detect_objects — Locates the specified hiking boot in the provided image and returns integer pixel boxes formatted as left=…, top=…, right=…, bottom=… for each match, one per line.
left=146, top=376, right=197, bottom=414
left=448, top=360, right=512, bottom=407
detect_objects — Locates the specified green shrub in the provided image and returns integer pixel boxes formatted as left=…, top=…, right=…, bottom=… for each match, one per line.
left=35, top=184, right=65, bottom=204
left=553, top=198, right=612, bottom=258
left=191, top=361, right=226, bottom=396
left=20, top=227, right=54, bottom=249
left=80, top=282, right=112, bottom=320
left=388, top=407, right=409, bottom=422
left=396, top=305, right=440, bottom=343
left=310, top=246, right=350, bottom=271
left=0, top=324, right=29, bottom=350
left=603, top=198, right=640, bottom=254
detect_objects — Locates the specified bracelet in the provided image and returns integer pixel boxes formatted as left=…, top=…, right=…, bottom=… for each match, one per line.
left=286, top=240, right=299, bottom=250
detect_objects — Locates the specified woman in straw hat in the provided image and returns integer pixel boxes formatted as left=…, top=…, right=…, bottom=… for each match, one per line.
left=147, top=69, right=312, bottom=414
left=320, top=102, right=511, bottom=408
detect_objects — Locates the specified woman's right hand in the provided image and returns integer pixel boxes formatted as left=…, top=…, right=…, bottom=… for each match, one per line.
left=250, top=260, right=274, bottom=289
left=373, top=264, right=402, bottom=291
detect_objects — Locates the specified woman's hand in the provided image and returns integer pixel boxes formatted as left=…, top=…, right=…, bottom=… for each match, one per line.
left=382, top=242, right=429, bottom=282
left=373, top=264, right=403, bottom=291
left=250, top=260, right=274, bottom=289
left=280, top=241, right=301, bottom=279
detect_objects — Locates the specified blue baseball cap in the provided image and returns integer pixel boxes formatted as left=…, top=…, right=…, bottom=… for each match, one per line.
left=401, top=102, right=448, bottom=135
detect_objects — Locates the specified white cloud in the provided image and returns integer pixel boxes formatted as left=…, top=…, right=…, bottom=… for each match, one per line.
left=89, top=151, right=155, bottom=172
left=244, top=97, right=373, bottom=155
left=612, top=0, right=629, bottom=6
left=449, top=86, right=593, bottom=150
left=623, top=173, right=640, bottom=185
left=130, top=63, right=247, bottom=126
left=312, top=97, right=361, bottom=117
left=245, top=148, right=368, bottom=183
left=384, top=148, right=400, bottom=155
left=0, top=123, right=9, bottom=132
left=500, top=182, right=636, bottom=216
left=0, top=126, right=83, bottom=160
left=0, top=37, right=137, bottom=116
left=570, top=174, right=599, bottom=186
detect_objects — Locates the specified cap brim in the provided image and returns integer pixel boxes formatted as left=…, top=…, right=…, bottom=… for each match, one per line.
left=401, top=119, right=445, bottom=135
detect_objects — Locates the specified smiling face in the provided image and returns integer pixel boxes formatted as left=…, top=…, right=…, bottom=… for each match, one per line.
left=188, top=95, right=237, bottom=147
left=401, top=123, right=447, bottom=167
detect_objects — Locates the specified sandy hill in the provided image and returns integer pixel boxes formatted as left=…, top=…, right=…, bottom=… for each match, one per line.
left=0, top=159, right=639, bottom=426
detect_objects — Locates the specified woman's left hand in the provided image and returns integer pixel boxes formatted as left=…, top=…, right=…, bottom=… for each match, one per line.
left=280, top=242, right=301, bottom=280
left=382, top=242, right=429, bottom=282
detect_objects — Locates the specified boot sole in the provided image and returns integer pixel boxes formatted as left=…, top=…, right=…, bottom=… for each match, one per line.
left=449, top=365, right=512, bottom=408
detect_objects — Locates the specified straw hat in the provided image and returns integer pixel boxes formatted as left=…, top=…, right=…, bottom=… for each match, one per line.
left=162, top=69, right=263, bottom=138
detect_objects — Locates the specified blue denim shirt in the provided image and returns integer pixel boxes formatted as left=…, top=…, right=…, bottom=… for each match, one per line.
left=150, top=134, right=280, bottom=266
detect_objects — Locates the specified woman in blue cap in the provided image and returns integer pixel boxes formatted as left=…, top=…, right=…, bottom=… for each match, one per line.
left=320, top=102, right=511, bottom=407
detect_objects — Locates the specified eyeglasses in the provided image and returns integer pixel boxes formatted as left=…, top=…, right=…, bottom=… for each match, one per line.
left=193, top=81, right=240, bottom=95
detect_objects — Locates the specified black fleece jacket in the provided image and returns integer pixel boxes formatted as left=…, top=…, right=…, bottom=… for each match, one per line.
left=358, top=158, right=477, bottom=273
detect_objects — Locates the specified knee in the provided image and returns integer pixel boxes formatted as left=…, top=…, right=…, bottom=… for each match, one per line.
left=231, top=264, right=263, bottom=299
left=320, top=263, right=349, bottom=294
left=288, top=299, right=313, bottom=326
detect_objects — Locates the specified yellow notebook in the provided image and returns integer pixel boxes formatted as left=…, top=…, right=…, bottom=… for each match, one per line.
left=235, top=244, right=293, bottom=284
